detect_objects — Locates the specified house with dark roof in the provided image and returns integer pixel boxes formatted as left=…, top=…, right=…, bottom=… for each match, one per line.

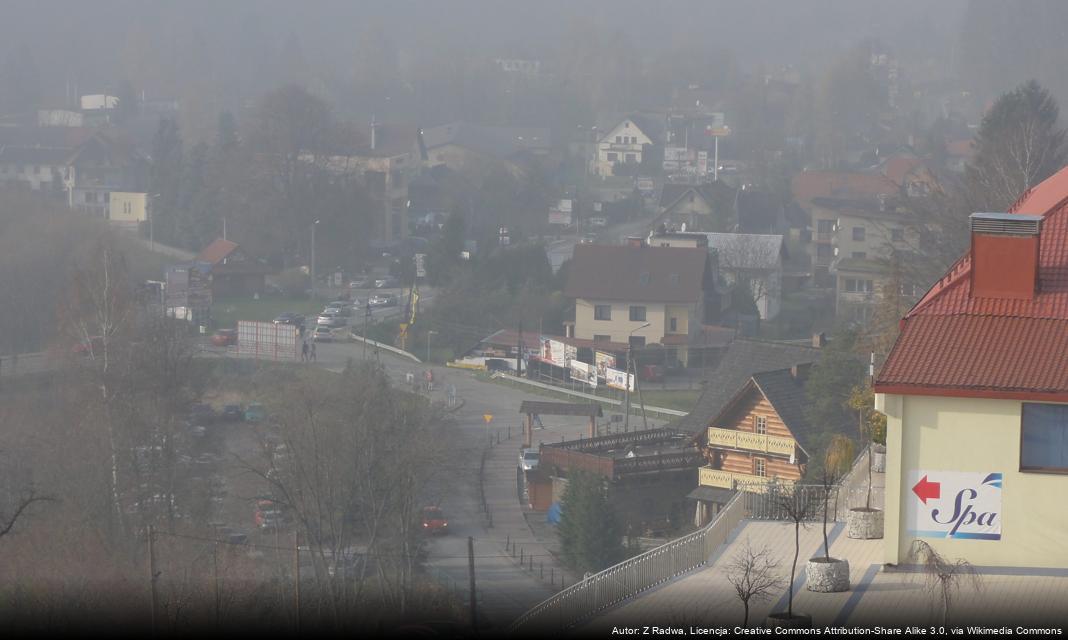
left=654, top=182, right=733, bottom=232
left=195, top=238, right=271, bottom=297
left=563, top=239, right=726, bottom=366
left=421, top=121, right=550, bottom=178
left=874, top=165, right=1068, bottom=569
left=690, top=365, right=815, bottom=525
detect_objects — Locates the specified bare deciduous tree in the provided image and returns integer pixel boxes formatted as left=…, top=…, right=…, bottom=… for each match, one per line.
left=726, top=539, right=784, bottom=627
left=908, top=539, right=984, bottom=625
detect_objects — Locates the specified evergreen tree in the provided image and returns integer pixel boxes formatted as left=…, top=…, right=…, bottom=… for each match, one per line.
left=966, top=80, right=1067, bottom=211
left=558, top=471, right=625, bottom=574
left=803, top=328, right=866, bottom=440
left=149, top=118, right=184, bottom=247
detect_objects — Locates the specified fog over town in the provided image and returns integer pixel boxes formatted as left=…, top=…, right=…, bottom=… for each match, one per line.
left=1, top=1, right=1067, bottom=636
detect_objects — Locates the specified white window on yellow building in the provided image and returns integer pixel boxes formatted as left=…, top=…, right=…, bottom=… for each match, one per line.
left=754, top=458, right=767, bottom=477
left=755, top=415, right=767, bottom=435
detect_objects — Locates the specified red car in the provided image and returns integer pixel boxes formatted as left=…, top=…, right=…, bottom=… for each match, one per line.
left=421, top=506, right=448, bottom=535
left=211, top=329, right=238, bottom=347
left=71, top=336, right=104, bottom=357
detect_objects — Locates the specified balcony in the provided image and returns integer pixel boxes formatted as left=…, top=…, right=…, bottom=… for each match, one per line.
left=698, top=466, right=795, bottom=492
left=706, top=427, right=795, bottom=457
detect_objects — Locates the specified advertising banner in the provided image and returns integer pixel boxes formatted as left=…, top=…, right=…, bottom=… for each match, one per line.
left=539, top=336, right=575, bottom=368
left=595, top=351, right=617, bottom=379
left=905, top=470, right=1003, bottom=541
left=570, top=360, right=597, bottom=387
left=236, top=320, right=300, bottom=361
left=605, top=367, right=634, bottom=392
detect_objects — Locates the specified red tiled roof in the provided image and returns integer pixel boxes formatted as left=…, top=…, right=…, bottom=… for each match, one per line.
left=196, top=238, right=238, bottom=265
left=791, top=171, right=899, bottom=205
left=946, top=139, right=975, bottom=159
left=876, top=165, right=1068, bottom=399
left=882, top=156, right=925, bottom=187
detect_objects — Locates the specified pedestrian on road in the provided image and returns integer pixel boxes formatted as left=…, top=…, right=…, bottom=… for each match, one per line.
left=301, top=341, right=309, bottom=362
left=310, top=341, right=317, bottom=362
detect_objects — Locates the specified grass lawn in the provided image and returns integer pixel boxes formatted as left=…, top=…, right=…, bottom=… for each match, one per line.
left=213, top=295, right=323, bottom=328
left=636, top=389, right=702, bottom=413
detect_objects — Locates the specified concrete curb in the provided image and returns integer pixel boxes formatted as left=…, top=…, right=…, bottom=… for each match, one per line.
left=349, top=332, right=422, bottom=363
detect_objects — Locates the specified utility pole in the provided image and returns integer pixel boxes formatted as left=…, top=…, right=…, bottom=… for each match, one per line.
left=293, top=532, right=301, bottom=633
left=364, top=302, right=372, bottom=359
left=310, top=220, right=320, bottom=301
left=148, top=525, right=159, bottom=635
left=624, top=346, right=632, bottom=434
left=213, top=539, right=220, bottom=629
left=467, top=536, right=478, bottom=631
left=516, top=321, right=523, bottom=375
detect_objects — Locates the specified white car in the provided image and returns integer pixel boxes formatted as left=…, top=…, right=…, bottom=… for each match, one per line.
left=368, top=294, right=397, bottom=307
left=519, top=448, right=540, bottom=471
left=588, top=217, right=607, bottom=227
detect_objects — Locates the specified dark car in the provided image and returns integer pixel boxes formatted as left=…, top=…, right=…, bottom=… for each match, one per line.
left=221, top=404, right=244, bottom=422
left=244, top=402, right=267, bottom=423
left=272, top=313, right=306, bottom=328
left=211, top=328, right=238, bottom=347
left=189, top=403, right=216, bottom=425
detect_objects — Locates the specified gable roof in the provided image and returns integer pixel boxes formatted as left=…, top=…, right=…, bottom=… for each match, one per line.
left=421, top=122, right=550, bottom=159
left=196, top=238, right=238, bottom=265
left=674, top=339, right=821, bottom=433
left=876, top=164, right=1068, bottom=400
left=791, top=171, right=899, bottom=206
left=751, top=369, right=814, bottom=452
left=881, top=155, right=928, bottom=187
left=737, top=190, right=785, bottom=234
left=704, top=233, right=783, bottom=271
left=658, top=182, right=732, bottom=212
left=352, top=123, right=420, bottom=158
left=564, top=243, right=709, bottom=304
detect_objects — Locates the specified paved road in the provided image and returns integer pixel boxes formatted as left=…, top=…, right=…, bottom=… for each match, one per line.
left=312, top=338, right=563, bottom=629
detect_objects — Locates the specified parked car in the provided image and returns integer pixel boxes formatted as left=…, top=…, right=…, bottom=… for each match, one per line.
left=272, top=312, right=306, bottom=328
left=188, top=403, right=216, bottom=425
left=317, top=313, right=347, bottom=328
left=322, top=304, right=352, bottom=318
left=244, top=402, right=267, bottom=423
left=638, top=364, right=664, bottom=383
left=211, top=328, right=238, bottom=347
left=421, top=506, right=449, bottom=534
left=313, top=325, right=337, bottom=342
left=580, top=233, right=597, bottom=244
left=348, top=276, right=374, bottom=289
left=374, top=277, right=399, bottom=289
left=519, top=448, right=540, bottom=471
left=221, top=404, right=244, bottom=422
left=368, top=294, right=398, bottom=307
left=71, top=336, right=105, bottom=357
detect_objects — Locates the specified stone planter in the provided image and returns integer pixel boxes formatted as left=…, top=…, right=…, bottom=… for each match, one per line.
left=766, top=612, right=813, bottom=628
left=806, top=557, right=850, bottom=592
left=871, top=444, right=887, bottom=473
left=847, top=507, right=884, bottom=539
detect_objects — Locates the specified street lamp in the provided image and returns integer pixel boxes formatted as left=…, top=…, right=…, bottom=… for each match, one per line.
left=310, top=220, right=320, bottom=299
left=148, top=193, right=161, bottom=250
left=427, top=330, right=438, bottom=364
left=624, top=322, right=651, bottom=433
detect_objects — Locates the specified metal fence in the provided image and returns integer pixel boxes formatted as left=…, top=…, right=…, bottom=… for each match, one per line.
left=509, top=443, right=886, bottom=633
left=507, top=490, right=747, bottom=633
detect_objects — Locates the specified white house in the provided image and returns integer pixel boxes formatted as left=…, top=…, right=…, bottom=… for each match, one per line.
left=594, top=118, right=653, bottom=177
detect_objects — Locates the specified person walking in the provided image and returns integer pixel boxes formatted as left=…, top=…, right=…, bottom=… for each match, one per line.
left=310, top=341, right=317, bottom=362
left=301, top=341, right=309, bottom=362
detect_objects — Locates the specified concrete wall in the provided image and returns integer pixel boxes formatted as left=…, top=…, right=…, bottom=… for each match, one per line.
left=880, top=393, right=1068, bottom=568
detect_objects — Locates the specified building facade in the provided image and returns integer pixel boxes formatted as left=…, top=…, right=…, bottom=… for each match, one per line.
left=594, top=119, right=653, bottom=177
left=875, top=167, right=1068, bottom=569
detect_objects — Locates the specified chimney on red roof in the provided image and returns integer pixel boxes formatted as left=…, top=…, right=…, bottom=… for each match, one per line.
left=969, top=212, right=1043, bottom=300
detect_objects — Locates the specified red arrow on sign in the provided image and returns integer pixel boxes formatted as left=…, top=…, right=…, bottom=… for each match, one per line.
left=912, top=475, right=941, bottom=504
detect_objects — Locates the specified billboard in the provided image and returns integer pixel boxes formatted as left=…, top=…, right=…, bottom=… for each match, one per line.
left=236, top=320, right=300, bottom=361
left=594, top=351, right=617, bottom=379
left=570, top=360, right=597, bottom=387
left=605, top=367, right=634, bottom=392
left=905, top=470, right=1003, bottom=541
left=165, top=262, right=212, bottom=309
left=548, top=199, right=573, bottom=226
left=539, top=336, right=575, bottom=368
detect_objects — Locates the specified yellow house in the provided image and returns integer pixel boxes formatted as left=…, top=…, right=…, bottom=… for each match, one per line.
left=563, top=240, right=725, bottom=366
left=108, top=191, right=148, bottom=223
left=875, top=167, right=1068, bottom=569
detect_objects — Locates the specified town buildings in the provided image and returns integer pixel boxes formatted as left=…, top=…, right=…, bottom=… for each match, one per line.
left=593, top=118, right=654, bottom=177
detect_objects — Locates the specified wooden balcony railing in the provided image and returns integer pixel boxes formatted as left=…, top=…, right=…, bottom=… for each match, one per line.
left=706, top=427, right=796, bottom=457
left=698, top=466, right=795, bottom=493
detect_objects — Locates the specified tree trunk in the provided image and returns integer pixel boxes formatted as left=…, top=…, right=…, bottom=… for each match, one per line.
left=789, top=520, right=799, bottom=617
left=742, top=600, right=750, bottom=627
left=823, top=486, right=830, bottom=560
left=866, top=442, right=873, bottom=511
